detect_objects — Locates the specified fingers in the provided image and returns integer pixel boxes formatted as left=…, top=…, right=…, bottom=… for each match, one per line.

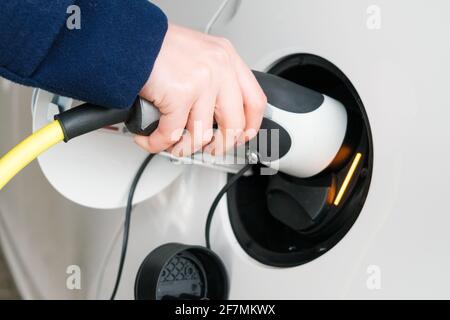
left=135, top=29, right=266, bottom=157
left=237, top=64, right=267, bottom=141
left=134, top=106, right=189, bottom=153
left=204, top=77, right=245, bottom=155
left=170, top=94, right=215, bottom=156
left=230, top=54, right=267, bottom=142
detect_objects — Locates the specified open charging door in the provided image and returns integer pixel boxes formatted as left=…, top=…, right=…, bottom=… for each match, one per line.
left=31, top=89, right=185, bottom=209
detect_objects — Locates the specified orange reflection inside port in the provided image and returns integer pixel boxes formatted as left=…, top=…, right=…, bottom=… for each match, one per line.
left=333, top=152, right=362, bottom=206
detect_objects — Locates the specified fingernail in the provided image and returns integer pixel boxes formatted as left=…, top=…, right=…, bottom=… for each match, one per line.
left=175, top=147, right=184, bottom=157
left=170, top=145, right=183, bottom=158
left=203, top=144, right=214, bottom=155
left=236, top=133, right=246, bottom=146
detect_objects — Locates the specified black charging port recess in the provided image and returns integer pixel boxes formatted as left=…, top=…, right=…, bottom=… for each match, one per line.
left=227, top=54, right=374, bottom=267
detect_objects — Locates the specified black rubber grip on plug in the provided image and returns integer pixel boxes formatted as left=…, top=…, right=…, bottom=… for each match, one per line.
left=253, top=70, right=324, bottom=113
left=55, top=103, right=130, bottom=142
left=124, top=98, right=159, bottom=136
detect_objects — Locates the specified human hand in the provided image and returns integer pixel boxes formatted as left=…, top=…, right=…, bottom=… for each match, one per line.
left=134, top=24, right=267, bottom=156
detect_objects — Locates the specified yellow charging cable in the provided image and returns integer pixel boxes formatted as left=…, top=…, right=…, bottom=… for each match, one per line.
left=0, top=101, right=132, bottom=191
left=0, top=120, right=65, bottom=190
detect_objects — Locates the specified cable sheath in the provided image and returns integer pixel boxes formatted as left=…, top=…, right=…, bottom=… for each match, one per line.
left=205, top=164, right=253, bottom=249
left=0, top=120, right=64, bottom=190
left=110, top=153, right=155, bottom=300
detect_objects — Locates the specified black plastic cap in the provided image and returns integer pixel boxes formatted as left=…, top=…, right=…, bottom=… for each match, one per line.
left=135, top=243, right=229, bottom=300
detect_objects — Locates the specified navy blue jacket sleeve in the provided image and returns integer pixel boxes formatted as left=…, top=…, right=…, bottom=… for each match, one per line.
left=0, top=0, right=167, bottom=109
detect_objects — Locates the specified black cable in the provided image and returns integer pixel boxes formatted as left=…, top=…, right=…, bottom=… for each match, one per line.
left=110, top=154, right=250, bottom=298
left=205, top=164, right=253, bottom=249
left=110, top=153, right=155, bottom=300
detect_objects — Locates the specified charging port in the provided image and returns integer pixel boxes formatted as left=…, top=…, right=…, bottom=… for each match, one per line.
left=227, top=54, right=373, bottom=267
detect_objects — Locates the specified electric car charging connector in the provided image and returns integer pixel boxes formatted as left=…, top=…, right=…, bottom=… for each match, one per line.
left=0, top=71, right=350, bottom=299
